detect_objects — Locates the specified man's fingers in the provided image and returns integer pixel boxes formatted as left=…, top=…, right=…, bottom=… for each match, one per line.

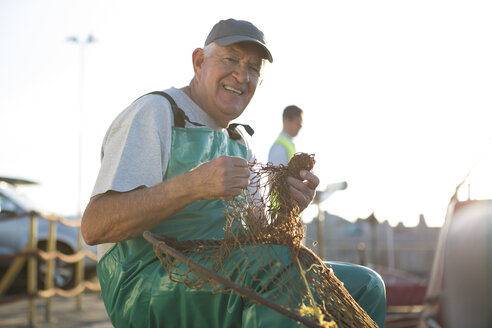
left=287, top=170, right=320, bottom=211
left=299, top=170, right=320, bottom=189
left=289, top=185, right=311, bottom=210
left=217, top=155, right=249, bottom=167
left=195, top=156, right=251, bottom=199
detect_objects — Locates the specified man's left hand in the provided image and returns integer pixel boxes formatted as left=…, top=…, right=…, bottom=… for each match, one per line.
left=287, top=169, right=320, bottom=212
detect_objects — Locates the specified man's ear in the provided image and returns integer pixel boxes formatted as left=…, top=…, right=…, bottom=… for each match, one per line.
left=192, top=48, right=205, bottom=76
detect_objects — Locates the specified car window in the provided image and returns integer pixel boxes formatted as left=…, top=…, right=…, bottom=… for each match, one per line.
left=0, top=183, right=42, bottom=213
left=0, top=193, right=21, bottom=216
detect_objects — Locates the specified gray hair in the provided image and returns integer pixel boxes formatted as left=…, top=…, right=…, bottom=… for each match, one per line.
left=203, top=42, right=218, bottom=58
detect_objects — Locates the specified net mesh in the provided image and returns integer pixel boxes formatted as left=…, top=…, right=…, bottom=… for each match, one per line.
left=152, top=153, right=378, bottom=327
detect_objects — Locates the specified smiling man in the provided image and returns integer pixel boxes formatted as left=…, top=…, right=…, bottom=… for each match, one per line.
left=81, top=19, right=385, bottom=328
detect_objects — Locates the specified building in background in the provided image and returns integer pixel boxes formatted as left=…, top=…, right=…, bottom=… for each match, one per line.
left=305, top=212, right=440, bottom=279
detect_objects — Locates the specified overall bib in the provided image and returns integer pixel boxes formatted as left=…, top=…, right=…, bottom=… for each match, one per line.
left=96, top=112, right=307, bottom=327
left=96, top=93, right=386, bottom=327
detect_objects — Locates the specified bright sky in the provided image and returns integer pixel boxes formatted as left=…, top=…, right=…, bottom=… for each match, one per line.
left=1, top=0, right=491, bottom=227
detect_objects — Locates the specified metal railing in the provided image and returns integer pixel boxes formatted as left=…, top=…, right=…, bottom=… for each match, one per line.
left=0, top=211, right=99, bottom=327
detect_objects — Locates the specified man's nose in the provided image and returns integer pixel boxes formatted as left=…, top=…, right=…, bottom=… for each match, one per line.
left=232, top=63, right=250, bottom=83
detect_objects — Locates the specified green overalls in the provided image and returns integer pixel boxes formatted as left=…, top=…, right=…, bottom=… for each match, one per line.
left=96, top=93, right=386, bottom=328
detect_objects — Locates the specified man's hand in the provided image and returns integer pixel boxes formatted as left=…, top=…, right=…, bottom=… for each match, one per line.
left=287, top=169, right=320, bottom=211
left=82, top=155, right=251, bottom=245
left=191, top=156, right=251, bottom=200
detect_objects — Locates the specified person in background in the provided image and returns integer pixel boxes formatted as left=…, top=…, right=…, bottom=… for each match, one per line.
left=268, top=105, right=303, bottom=165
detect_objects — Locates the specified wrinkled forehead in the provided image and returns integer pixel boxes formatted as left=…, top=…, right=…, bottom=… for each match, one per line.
left=216, top=42, right=265, bottom=64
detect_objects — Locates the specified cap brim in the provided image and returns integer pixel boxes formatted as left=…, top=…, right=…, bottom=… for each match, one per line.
left=214, top=36, right=273, bottom=63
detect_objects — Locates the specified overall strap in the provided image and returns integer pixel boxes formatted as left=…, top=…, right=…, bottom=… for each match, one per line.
left=134, top=91, right=254, bottom=140
left=137, top=91, right=204, bottom=128
left=227, top=123, right=255, bottom=140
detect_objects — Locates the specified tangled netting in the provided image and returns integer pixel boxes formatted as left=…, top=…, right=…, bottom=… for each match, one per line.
left=151, top=153, right=377, bottom=327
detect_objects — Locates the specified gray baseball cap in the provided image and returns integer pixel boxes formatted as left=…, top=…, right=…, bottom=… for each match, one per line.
left=204, top=18, right=273, bottom=63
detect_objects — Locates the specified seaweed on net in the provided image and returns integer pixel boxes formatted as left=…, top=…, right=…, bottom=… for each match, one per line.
left=151, top=153, right=378, bottom=327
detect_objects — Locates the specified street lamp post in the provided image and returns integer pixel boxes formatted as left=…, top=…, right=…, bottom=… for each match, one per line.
left=66, top=34, right=95, bottom=218
left=66, top=34, right=95, bottom=309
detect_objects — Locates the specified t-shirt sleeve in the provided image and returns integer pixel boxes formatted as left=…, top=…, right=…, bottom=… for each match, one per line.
left=91, top=99, right=172, bottom=196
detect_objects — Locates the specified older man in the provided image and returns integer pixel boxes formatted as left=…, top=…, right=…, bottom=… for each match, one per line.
left=82, top=18, right=385, bottom=327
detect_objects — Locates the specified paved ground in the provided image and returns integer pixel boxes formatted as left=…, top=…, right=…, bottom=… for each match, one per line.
left=0, top=291, right=417, bottom=327
left=0, top=291, right=112, bottom=328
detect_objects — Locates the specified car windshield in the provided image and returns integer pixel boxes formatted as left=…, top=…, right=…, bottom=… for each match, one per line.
left=0, top=182, right=43, bottom=213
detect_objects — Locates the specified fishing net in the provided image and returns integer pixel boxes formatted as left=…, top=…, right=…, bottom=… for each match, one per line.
left=146, top=153, right=378, bottom=327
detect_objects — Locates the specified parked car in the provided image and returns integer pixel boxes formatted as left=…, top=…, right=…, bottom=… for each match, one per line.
left=0, top=177, right=97, bottom=291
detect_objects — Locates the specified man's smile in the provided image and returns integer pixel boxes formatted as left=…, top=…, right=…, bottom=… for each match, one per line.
left=223, top=85, right=243, bottom=95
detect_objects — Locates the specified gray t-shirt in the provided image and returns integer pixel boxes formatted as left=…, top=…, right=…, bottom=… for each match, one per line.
left=92, top=87, right=255, bottom=258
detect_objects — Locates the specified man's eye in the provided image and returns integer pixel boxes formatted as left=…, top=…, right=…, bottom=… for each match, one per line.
left=224, top=57, right=238, bottom=64
left=249, top=65, right=261, bottom=76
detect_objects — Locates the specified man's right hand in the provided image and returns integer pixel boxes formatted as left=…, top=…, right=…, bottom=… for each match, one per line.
left=81, top=155, right=251, bottom=245
left=190, top=155, right=250, bottom=200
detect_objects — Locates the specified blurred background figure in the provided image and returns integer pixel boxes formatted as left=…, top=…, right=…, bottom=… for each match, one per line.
left=268, top=105, right=303, bottom=165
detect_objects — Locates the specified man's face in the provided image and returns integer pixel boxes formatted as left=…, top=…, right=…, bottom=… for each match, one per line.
left=285, top=116, right=303, bottom=137
left=192, top=42, right=263, bottom=127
